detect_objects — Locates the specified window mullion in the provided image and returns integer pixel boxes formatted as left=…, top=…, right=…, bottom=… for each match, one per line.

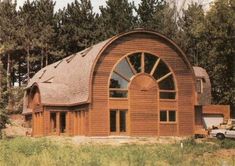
left=126, top=57, right=137, bottom=74
left=113, top=70, right=130, bottom=82
left=141, top=52, right=145, bottom=73
left=157, top=72, right=172, bottom=83
left=150, top=58, right=161, bottom=75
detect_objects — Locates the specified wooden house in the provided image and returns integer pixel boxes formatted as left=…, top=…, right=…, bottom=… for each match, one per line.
left=23, top=30, right=230, bottom=136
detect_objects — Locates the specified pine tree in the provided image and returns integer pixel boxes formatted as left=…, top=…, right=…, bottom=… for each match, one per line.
left=137, top=0, right=177, bottom=39
left=203, top=0, right=235, bottom=107
left=0, top=0, right=19, bottom=111
left=56, top=0, right=97, bottom=56
left=18, top=0, right=38, bottom=81
left=34, top=0, right=56, bottom=67
left=98, top=0, right=136, bottom=39
left=176, top=3, right=206, bottom=64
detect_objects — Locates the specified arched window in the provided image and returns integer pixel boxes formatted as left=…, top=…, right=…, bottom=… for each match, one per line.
left=109, top=52, right=176, bottom=99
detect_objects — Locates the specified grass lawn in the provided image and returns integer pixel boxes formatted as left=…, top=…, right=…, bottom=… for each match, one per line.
left=0, top=136, right=235, bottom=166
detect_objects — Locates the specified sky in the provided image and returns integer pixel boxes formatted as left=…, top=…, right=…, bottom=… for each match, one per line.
left=16, top=0, right=142, bottom=13
left=16, top=0, right=213, bottom=13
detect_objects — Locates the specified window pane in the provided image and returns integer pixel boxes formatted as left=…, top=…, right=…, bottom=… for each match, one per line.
left=153, top=60, right=170, bottom=80
left=115, top=58, right=134, bottom=79
left=160, top=92, right=176, bottom=99
left=169, top=111, right=176, bottom=122
left=160, top=110, right=167, bottom=121
left=120, top=111, right=127, bottom=132
left=128, top=53, right=141, bottom=73
left=110, top=72, right=128, bottom=88
left=110, top=90, right=128, bottom=98
left=158, top=75, right=175, bottom=90
left=196, top=79, right=202, bottom=93
left=110, top=110, right=117, bottom=132
left=144, top=53, right=158, bottom=74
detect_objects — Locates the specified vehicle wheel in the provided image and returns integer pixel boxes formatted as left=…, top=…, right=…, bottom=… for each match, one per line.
left=216, top=133, right=225, bottom=140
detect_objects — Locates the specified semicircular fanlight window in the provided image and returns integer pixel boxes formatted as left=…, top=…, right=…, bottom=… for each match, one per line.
left=109, top=52, right=176, bottom=99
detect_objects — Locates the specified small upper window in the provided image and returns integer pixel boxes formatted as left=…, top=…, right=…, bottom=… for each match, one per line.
left=196, top=79, right=203, bottom=93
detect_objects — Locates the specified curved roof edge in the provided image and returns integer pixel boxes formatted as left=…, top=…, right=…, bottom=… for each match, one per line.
left=24, top=29, right=196, bottom=108
left=88, top=29, right=197, bottom=103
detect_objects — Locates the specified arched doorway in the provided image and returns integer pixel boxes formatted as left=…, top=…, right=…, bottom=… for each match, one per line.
left=129, top=74, right=158, bottom=136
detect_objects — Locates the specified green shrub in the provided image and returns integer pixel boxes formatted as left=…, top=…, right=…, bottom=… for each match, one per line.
left=0, top=108, right=9, bottom=138
left=219, top=139, right=235, bottom=149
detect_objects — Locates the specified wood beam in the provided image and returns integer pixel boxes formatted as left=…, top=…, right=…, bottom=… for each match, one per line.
left=125, top=57, right=137, bottom=74
left=150, top=58, right=161, bottom=76
left=157, top=72, right=172, bottom=83
left=113, top=70, right=130, bottom=82
left=141, top=52, right=145, bottom=73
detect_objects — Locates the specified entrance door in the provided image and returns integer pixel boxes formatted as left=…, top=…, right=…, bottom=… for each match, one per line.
left=129, top=74, right=158, bottom=136
left=110, top=109, right=127, bottom=135
left=60, top=112, right=66, bottom=133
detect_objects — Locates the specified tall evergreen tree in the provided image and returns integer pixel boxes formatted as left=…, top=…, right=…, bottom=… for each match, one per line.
left=0, top=0, right=19, bottom=111
left=34, top=0, right=56, bottom=67
left=203, top=0, right=235, bottom=107
left=176, top=3, right=206, bottom=64
left=18, top=0, right=38, bottom=80
left=98, top=0, right=136, bottom=39
left=56, top=0, right=97, bottom=55
left=137, top=0, right=177, bottom=39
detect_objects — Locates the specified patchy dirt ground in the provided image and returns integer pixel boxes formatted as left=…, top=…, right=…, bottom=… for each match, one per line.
left=2, top=114, right=31, bottom=138
left=44, top=135, right=188, bottom=146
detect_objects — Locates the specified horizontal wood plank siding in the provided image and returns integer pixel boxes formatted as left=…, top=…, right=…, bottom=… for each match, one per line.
left=90, top=32, right=195, bottom=136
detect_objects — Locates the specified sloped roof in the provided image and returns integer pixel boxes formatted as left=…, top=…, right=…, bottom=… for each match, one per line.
left=26, top=39, right=112, bottom=106
left=193, top=66, right=210, bottom=79
left=24, top=29, right=196, bottom=113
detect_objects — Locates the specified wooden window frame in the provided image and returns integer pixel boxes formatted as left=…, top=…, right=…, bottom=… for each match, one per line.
left=160, top=110, right=177, bottom=124
left=109, top=109, right=128, bottom=135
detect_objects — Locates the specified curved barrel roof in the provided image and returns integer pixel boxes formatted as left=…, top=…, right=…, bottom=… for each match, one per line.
left=24, top=30, right=197, bottom=110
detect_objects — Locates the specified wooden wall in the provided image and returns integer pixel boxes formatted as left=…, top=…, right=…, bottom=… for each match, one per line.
left=129, top=74, right=158, bottom=136
left=90, top=32, right=195, bottom=136
left=203, top=105, right=230, bottom=120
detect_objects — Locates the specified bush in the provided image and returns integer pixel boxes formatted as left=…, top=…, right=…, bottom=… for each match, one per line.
left=0, top=108, right=9, bottom=138
left=219, top=139, right=235, bottom=149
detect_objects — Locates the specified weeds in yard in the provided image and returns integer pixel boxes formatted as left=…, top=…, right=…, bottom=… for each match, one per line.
left=0, top=137, right=235, bottom=166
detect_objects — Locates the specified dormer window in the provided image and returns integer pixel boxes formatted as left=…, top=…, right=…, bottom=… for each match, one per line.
left=196, top=78, right=203, bottom=93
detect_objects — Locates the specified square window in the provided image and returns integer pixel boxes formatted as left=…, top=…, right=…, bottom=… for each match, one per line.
left=160, top=110, right=167, bottom=122
left=169, top=111, right=176, bottom=122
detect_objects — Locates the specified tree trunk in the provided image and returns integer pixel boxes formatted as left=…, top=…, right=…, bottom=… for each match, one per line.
left=41, top=49, right=44, bottom=69
left=27, top=46, right=30, bottom=82
left=18, top=59, right=21, bottom=87
left=7, top=53, right=13, bottom=113
left=45, top=53, right=48, bottom=66
left=7, top=53, right=11, bottom=91
left=45, top=45, right=48, bottom=66
left=0, top=57, right=3, bottom=103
